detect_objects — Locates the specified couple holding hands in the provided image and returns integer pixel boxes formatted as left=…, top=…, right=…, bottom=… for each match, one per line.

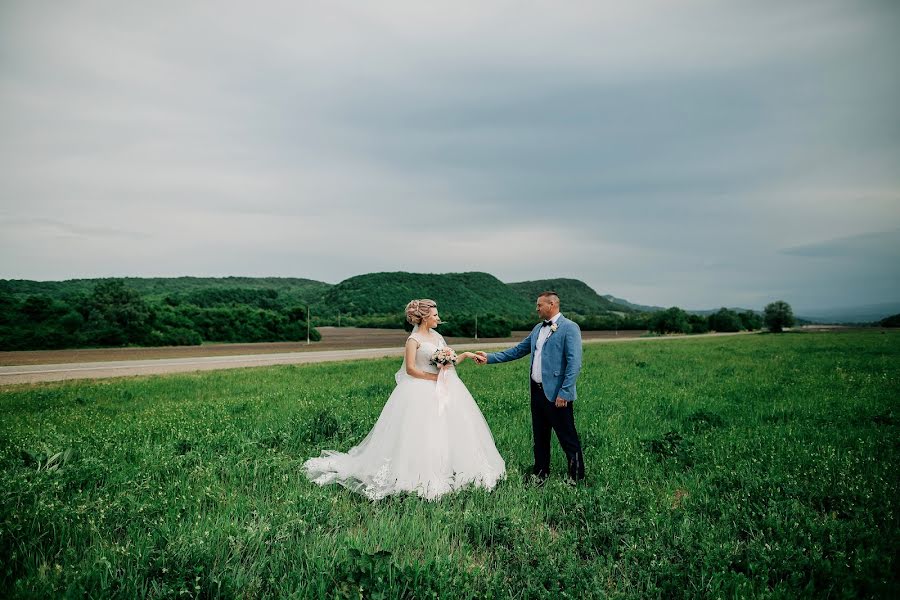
left=303, top=291, right=585, bottom=501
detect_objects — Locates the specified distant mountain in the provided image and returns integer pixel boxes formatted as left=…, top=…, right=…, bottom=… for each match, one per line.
left=509, top=279, right=632, bottom=314
left=10, top=274, right=887, bottom=323
left=689, top=307, right=762, bottom=317
left=795, top=302, right=900, bottom=324
left=603, top=292, right=900, bottom=323
left=322, top=271, right=535, bottom=317
left=601, top=295, right=665, bottom=313
left=603, top=294, right=763, bottom=316
left=0, top=276, right=332, bottom=307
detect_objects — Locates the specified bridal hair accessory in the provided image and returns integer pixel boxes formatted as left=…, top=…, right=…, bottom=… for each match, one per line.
left=405, top=298, right=437, bottom=325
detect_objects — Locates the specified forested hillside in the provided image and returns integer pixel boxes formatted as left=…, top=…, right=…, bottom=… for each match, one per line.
left=322, top=272, right=535, bottom=317
left=509, top=278, right=631, bottom=314
left=1, top=272, right=774, bottom=351
left=0, top=276, right=331, bottom=307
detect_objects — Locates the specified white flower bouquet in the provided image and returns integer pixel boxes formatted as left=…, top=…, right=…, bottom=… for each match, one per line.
left=430, top=347, right=458, bottom=368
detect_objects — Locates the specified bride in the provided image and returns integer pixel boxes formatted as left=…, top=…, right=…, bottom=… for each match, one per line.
left=302, top=299, right=506, bottom=500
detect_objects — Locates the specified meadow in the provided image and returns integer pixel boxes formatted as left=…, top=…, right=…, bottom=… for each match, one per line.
left=1, top=331, right=897, bottom=598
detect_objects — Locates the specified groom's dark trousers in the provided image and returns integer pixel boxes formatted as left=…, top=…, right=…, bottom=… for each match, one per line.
left=530, top=378, right=585, bottom=481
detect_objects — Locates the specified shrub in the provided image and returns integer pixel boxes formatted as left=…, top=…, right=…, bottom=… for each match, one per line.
left=145, top=328, right=202, bottom=346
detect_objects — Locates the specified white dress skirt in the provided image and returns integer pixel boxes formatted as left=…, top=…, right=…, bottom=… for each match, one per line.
left=302, top=330, right=506, bottom=501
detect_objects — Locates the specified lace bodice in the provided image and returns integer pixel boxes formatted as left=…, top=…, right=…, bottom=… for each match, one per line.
left=409, top=330, right=446, bottom=373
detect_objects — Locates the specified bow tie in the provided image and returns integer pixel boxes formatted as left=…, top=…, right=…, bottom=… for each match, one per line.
left=542, top=320, right=553, bottom=327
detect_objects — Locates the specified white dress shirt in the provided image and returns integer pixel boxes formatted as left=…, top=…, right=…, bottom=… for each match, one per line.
left=531, top=312, right=561, bottom=383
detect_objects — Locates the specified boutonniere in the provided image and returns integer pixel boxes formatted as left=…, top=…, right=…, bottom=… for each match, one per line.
left=550, top=323, right=558, bottom=333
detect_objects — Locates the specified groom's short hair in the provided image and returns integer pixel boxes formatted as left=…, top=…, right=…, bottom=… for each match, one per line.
left=538, top=291, right=559, bottom=305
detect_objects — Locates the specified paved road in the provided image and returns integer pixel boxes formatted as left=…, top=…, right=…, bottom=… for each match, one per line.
left=0, top=331, right=752, bottom=386
left=0, top=327, right=647, bottom=366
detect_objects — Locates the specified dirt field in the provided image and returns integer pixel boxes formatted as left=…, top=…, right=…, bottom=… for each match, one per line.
left=0, top=327, right=649, bottom=366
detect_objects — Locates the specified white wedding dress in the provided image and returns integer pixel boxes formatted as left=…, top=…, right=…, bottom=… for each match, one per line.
left=302, top=327, right=506, bottom=501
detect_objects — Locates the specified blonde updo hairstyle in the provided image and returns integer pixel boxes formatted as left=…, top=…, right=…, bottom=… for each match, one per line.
left=406, top=299, right=437, bottom=326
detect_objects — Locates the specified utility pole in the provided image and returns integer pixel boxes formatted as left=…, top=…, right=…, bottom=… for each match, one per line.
left=306, top=305, right=310, bottom=345
left=475, top=314, right=478, bottom=340
left=337, top=311, right=341, bottom=327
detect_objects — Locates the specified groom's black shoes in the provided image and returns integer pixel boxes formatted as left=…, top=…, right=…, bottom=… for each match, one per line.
left=531, top=465, right=549, bottom=480
left=527, top=472, right=548, bottom=488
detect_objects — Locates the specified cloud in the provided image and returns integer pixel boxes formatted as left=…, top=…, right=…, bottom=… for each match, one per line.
left=0, top=1, right=899, bottom=311
left=780, top=230, right=900, bottom=259
left=0, top=216, right=149, bottom=240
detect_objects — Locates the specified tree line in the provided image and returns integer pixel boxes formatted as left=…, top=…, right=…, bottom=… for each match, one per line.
left=314, top=303, right=790, bottom=338
left=0, top=280, right=320, bottom=351
left=0, top=277, right=814, bottom=352
left=642, top=303, right=792, bottom=334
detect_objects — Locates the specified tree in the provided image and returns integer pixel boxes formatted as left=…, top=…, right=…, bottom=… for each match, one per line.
left=650, top=307, right=691, bottom=334
left=880, top=313, right=900, bottom=328
left=21, top=295, right=55, bottom=322
left=436, top=313, right=511, bottom=338
left=81, top=279, right=152, bottom=345
left=688, top=313, right=709, bottom=334
left=708, top=308, right=742, bottom=332
left=739, top=310, right=763, bottom=331
left=287, top=306, right=309, bottom=323
left=764, top=300, right=795, bottom=333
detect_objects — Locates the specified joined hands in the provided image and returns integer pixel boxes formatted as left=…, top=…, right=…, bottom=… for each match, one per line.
left=456, top=351, right=485, bottom=365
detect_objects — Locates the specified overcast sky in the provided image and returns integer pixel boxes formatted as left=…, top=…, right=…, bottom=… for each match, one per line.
left=1, top=1, right=898, bottom=311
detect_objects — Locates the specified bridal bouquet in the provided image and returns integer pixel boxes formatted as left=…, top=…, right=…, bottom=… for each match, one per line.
left=431, top=348, right=457, bottom=416
left=430, top=348, right=458, bottom=368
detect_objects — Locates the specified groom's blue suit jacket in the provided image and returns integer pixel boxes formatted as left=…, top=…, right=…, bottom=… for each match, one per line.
left=486, top=315, right=583, bottom=403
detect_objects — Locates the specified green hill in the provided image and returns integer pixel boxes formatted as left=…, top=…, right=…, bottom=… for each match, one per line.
left=0, top=273, right=641, bottom=351
left=601, top=294, right=664, bottom=313
left=321, top=271, right=534, bottom=317
left=509, top=278, right=632, bottom=314
left=0, top=276, right=332, bottom=307
left=1, top=274, right=631, bottom=318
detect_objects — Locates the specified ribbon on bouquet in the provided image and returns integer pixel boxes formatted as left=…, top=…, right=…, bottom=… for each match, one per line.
left=435, top=366, right=451, bottom=416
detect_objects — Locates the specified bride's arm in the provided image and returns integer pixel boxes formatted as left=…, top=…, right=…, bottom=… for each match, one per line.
left=455, top=352, right=475, bottom=364
left=405, top=338, right=438, bottom=381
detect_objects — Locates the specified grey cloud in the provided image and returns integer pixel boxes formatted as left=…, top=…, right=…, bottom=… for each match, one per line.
left=0, top=216, right=150, bottom=239
left=780, top=231, right=900, bottom=259
left=0, top=1, right=899, bottom=311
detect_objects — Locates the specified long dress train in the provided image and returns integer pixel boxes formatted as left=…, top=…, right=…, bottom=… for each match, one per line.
left=302, top=329, right=506, bottom=500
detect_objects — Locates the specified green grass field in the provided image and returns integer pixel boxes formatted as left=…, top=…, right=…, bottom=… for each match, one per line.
left=1, top=332, right=898, bottom=598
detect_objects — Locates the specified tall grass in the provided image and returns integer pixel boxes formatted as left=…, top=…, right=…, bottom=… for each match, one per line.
left=1, top=331, right=897, bottom=598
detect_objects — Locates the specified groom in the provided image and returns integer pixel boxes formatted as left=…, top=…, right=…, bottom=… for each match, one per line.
left=475, top=291, right=585, bottom=484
